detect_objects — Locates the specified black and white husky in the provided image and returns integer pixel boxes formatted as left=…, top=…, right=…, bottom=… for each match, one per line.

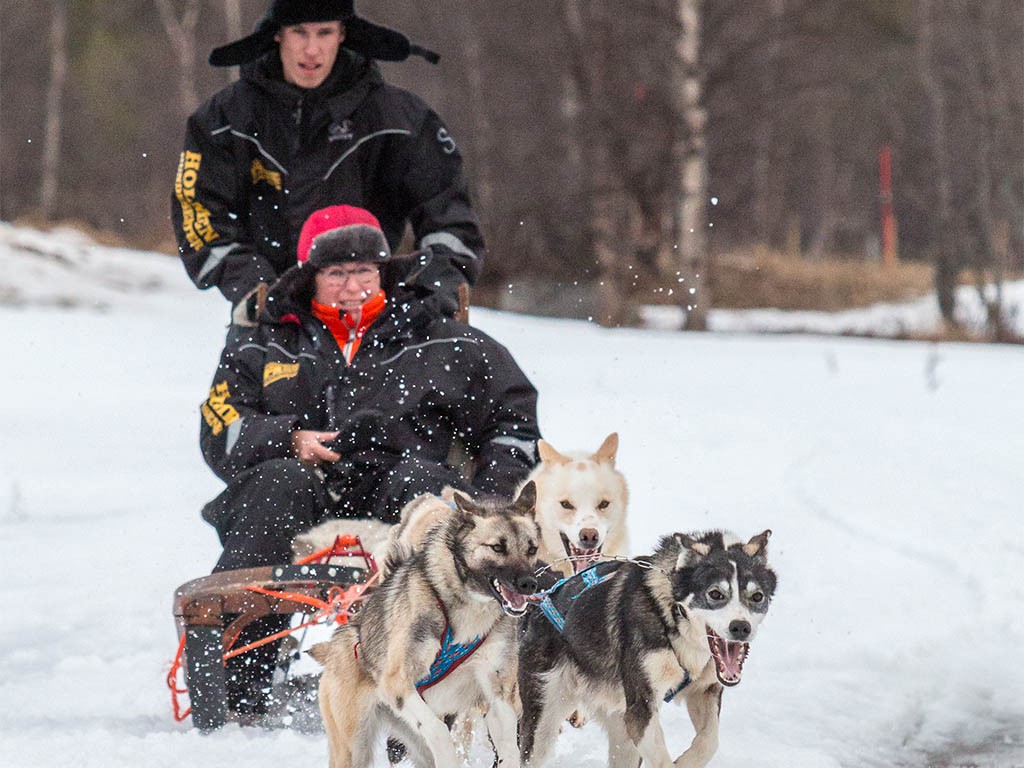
left=518, top=530, right=777, bottom=768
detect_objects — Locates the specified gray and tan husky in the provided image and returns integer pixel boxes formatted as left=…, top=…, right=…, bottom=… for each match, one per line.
left=310, top=483, right=541, bottom=768
left=518, top=529, right=777, bottom=768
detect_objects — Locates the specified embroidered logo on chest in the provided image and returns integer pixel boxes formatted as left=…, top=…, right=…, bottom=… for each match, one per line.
left=264, top=362, right=299, bottom=386
left=250, top=159, right=283, bottom=191
left=328, top=120, right=354, bottom=142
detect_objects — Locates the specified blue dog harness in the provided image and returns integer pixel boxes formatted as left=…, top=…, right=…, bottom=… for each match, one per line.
left=535, top=561, right=625, bottom=633
left=533, top=560, right=693, bottom=703
left=415, top=598, right=487, bottom=693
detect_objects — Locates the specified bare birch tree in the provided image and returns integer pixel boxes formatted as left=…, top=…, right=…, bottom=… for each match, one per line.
left=670, top=0, right=709, bottom=329
left=916, top=0, right=960, bottom=325
left=155, top=0, right=201, bottom=116
left=223, top=0, right=243, bottom=84
left=561, top=0, right=638, bottom=326
left=40, top=0, right=68, bottom=221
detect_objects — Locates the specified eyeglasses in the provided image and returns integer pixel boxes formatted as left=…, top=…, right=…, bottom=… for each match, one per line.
left=319, top=266, right=379, bottom=284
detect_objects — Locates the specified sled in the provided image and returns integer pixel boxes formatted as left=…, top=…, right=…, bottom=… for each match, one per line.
left=169, top=535, right=379, bottom=731
left=169, top=283, right=471, bottom=730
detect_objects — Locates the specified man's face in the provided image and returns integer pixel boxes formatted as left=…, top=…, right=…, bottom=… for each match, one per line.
left=275, top=21, right=345, bottom=89
left=314, top=262, right=381, bottom=312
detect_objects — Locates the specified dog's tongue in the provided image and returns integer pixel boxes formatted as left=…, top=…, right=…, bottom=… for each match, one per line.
left=499, top=584, right=529, bottom=610
left=570, top=547, right=600, bottom=573
left=708, top=632, right=748, bottom=686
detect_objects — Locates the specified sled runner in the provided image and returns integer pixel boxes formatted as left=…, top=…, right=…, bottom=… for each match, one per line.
left=169, top=534, right=379, bottom=731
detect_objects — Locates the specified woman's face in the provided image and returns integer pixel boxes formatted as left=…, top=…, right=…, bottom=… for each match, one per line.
left=313, top=262, right=381, bottom=312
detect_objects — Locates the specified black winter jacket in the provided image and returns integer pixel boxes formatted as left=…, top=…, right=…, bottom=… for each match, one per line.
left=199, top=264, right=539, bottom=505
left=173, top=50, right=484, bottom=308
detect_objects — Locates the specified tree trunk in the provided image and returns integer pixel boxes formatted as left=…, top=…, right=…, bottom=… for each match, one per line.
left=40, top=0, right=68, bottom=221
left=671, top=0, right=709, bottom=329
left=223, top=0, right=243, bottom=84
left=461, top=17, right=495, bottom=216
left=916, top=0, right=959, bottom=325
left=753, top=0, right=785, bottom=246
left=155, top=0, right=201, bottom=117
left=561, top=0, right=636, bottom=326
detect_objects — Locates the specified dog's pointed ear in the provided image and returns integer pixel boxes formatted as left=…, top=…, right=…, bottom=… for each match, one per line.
left=671, top=532, right=710, bottom=569
left=537, top=439, right=571, bottom=464
left=674, top=532, right=711, bottom=557
left=743, top=529, right=772, bottom=559
left=452, top=491, right=480, bottom=518
left=592, top=432, right=619, bottom=465
left=513, top=481, right=537, bottom=516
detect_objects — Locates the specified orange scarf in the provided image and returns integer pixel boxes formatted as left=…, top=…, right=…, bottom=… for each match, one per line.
left=311, top=290, right=386, bottom=365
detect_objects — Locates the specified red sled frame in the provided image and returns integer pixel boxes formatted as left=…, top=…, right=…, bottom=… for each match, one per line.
left=168, top=535, right=379, bottom=730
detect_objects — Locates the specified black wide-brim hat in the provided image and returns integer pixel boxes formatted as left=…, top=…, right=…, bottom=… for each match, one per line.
left=209, top=0, right=438, bottom=67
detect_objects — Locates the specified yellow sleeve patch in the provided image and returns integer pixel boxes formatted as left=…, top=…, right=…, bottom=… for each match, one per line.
left=264, top=362, right=299, bottom=386
left=202, top=380, right=240, bottom=436
left=175, top=150, right=221, bottom=251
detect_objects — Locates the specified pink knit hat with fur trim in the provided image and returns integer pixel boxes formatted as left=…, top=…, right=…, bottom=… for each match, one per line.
left=296, top=205, right=391, bottom=267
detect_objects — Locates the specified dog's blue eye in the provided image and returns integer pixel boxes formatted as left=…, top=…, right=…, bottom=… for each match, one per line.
left=490, top=543, right=507, bottom=554
left=560, top=500, right=574, bottom=510
left=527, top=545, right=538, bottom=557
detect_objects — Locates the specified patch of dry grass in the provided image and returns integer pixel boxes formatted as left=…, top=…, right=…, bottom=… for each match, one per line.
left=710, top=247, right=935, bottom=311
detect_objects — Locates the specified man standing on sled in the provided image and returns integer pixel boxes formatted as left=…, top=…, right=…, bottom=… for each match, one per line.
left=172, top=0, right=484, bottom=327
left=198, top=204, right=539, bottom=719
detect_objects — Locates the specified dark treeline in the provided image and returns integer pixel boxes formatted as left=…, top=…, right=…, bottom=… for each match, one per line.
left=2, top=0, right=1022, bottom=327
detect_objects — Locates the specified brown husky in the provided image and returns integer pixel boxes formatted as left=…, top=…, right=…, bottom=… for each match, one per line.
left=310, top=483, right=540, bottom=768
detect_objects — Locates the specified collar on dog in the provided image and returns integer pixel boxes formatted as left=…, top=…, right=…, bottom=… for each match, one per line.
left=663, top=670, right=692, bottom=702
left=415, top=598, right=487, bottom=693
left=533, top=561, right=624, bottom=634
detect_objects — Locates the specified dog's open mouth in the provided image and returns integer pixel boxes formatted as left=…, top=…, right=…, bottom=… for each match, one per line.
left=707, top=628, right=749, bottom=687
left=559, top=533, right=602, bottom=573
left=491, top=578, right=531, bottom=617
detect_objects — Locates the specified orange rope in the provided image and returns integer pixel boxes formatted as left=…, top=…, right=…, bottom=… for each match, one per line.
left=168, top=534, right=380, bottom=722
left=166, top=633, right=191, bottom=722
left=167, top=572, right=380, bottom=721
left=294, top=534, right=378, bottom=572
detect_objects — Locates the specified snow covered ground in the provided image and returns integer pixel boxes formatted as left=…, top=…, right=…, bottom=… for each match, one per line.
left=1, top=222, right=1023, bottom=767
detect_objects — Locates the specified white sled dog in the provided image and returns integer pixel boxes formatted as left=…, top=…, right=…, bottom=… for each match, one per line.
left=518, top=529, right=777, bottom=768
left=376, top=432, right=629, bottom=580
left=529, top=432, right=629, bottom=577
left=293, top=433, right=628, bottom=579
left=310, top=484, right=541, bottom=768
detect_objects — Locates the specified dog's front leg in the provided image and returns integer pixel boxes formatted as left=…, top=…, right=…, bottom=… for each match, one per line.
left=390, top=693, right=458, bottom=768
left=624, top=683, right=673, bottom=768
left=632, top=709, right=675, bottom=768
left=673, top=684, right=722, bottom=768
left=483, top=697, right=520, bottom=767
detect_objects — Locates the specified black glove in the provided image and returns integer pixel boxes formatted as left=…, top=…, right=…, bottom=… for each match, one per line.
left=384, top=249, right=464, bottom=317
left=324, top=410, right=390, bottom=457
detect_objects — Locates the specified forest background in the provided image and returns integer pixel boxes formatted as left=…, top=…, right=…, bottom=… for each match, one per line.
left=2, top=0, right=1022, bottom=332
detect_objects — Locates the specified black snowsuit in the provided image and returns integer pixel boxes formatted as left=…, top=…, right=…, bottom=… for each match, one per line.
left=172, top=50, right=483, bottom=311
left=199, top=257, right=540, bottom=573
left=198, top=258, right=538, bottom=716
